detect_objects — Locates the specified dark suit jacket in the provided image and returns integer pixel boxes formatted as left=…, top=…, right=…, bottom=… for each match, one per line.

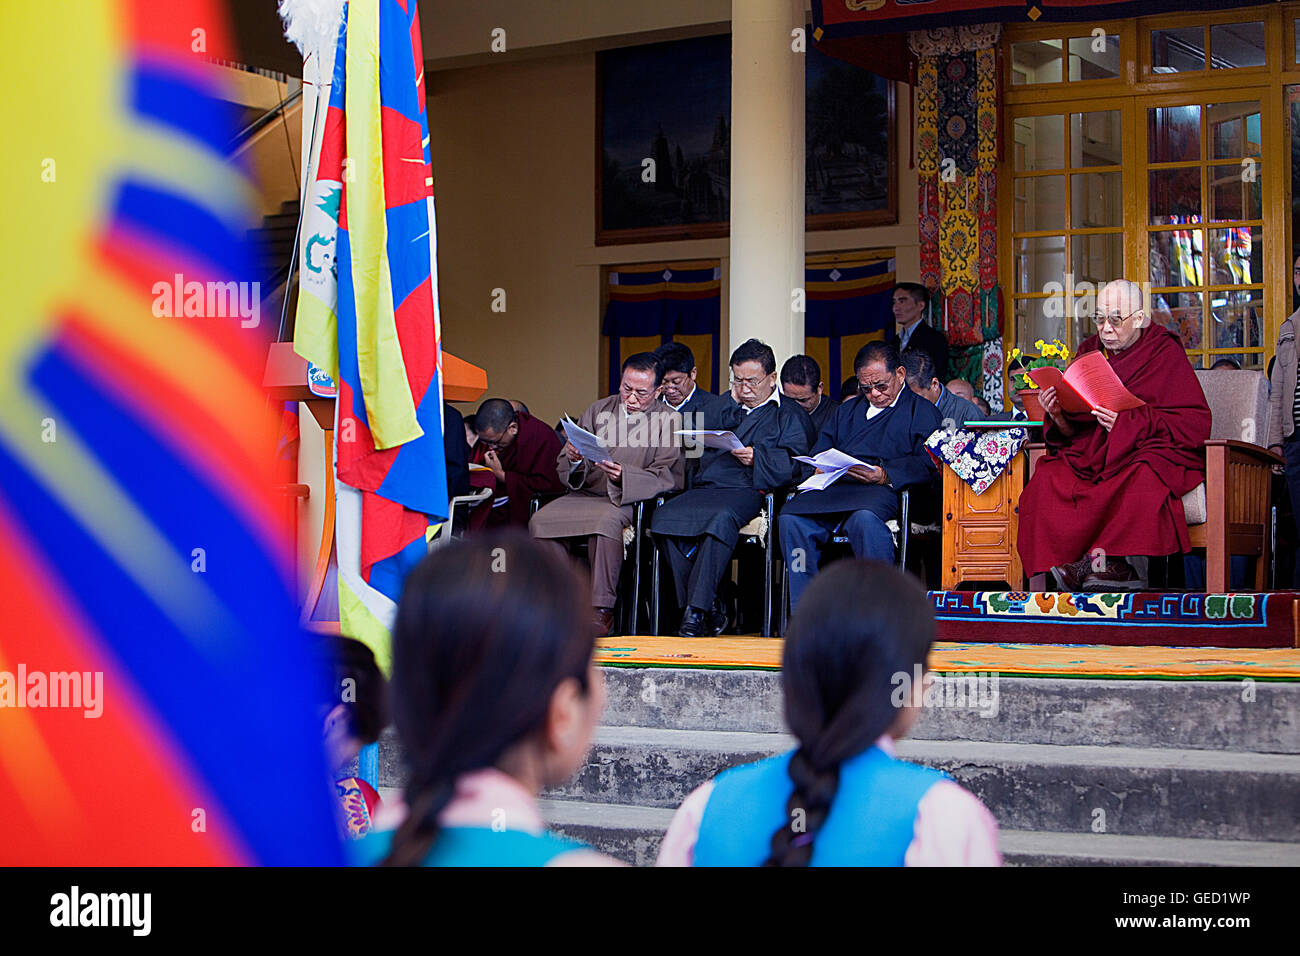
left=782, top=388, right=941, bottom=522
left=443, top=403, right=471, bottom=499
left=807, top=395, right=840, bottom=437
left=664, top=385, right=731, bottom=484
left=651, top=394, right=814, bottom=548
left=890, top=321, right=950, bottom=381
left=935, top=386, right=983, bottom=428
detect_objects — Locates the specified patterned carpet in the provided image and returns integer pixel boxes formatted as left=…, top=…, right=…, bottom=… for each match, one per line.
left=594, top=636, right=1300, bottom=680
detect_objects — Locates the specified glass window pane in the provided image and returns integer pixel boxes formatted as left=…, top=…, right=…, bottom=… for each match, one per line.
left=1015, top=236, right=1066, bottom=294
left=1210, top=21, right=1265, bottom=69
left=1071, top=233, right=1123, bottom=287
left=1023, top=175, right=1066, bottom=231
left=1068, top=35, right=1120, bottom=80
left=1152, top=27, right=1206, bottom=73
left=1149, top=229, right=1205, bottom=287
left=1014, top=115, right=1065, bottom=170
left=1149, top=167, right=1202, bottom=225
left=1209, top=162, right=1262, bottom=221
left=1150, top=291, right=1205, bottom=349
left=1148, top=105, right=1201, bottom=163
left=1209, top=290, right=1262, bottom=350
left=1295, top=18, right=1300, bottom=64
left=1071, top=111, right=1122, bottom=166
left=1209, top=102, right=1261, bottom=158
left=1071, top=171, right=1122, bottom=228
left=1015, top=298, right=1069, bottom=352
left=1208, top=225, right=1262, bottom=285
left=1012, top=40, right=1063, bottom=85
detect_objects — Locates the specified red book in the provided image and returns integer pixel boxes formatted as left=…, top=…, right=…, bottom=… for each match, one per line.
left=1027, top=351, right=1145, bottom=415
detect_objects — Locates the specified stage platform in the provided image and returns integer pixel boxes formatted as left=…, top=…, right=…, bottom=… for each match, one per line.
left=595, top=637, right=1300, bottom=680
left=929, top=591, right=1300, bottom=649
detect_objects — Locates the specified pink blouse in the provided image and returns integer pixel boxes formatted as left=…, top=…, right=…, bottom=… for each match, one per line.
left=656, top=736, right=1002, bottom=867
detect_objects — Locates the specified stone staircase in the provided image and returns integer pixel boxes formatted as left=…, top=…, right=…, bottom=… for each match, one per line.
left=374, top=667, right=1300, bottom=866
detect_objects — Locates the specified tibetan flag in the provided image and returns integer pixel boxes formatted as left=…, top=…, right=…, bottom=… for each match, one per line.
left=294, top=0, right=449, bottom=670
left=0, top=0, right=343, bottom=863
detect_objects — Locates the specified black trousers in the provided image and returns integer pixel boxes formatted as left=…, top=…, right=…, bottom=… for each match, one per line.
left=658, top=533, right=733, bottom=613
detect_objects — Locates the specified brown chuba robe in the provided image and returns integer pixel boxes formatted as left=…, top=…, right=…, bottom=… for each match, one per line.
left=529, top=394, right=684, bottom=607
left=1017, top=323, right=1211, bottom=574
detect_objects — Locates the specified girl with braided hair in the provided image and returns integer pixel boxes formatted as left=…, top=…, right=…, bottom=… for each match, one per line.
left=657, top=559, right=999, bottom=866
left=354, top=531, right=619, bottom=866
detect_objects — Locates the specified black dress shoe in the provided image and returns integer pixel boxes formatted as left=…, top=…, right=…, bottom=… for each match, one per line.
left=707, top=598, right=730, bottom=636
left=679, top=607, right=709, bottom=638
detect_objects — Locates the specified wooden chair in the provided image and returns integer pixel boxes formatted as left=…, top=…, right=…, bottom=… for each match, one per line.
left=1026, top=368, right=1282, bottom=592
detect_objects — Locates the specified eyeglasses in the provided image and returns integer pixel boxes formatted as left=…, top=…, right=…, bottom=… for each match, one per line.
left=478, top=428, right=512, bottom=449
left=730, top=374, right=769, bottom=391
left=1092, top=308, right=1142, bottom=330
left=620, top=383, right=654, bottom=400
left=857, top=379, right=894, bottom=395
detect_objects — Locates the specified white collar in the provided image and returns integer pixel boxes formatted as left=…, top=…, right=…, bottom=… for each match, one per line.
left=864, top=388, right=903, bottom=419
left=664, top=381, right=696, bottom=412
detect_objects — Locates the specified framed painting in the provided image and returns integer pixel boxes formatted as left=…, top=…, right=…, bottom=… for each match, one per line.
left=596, top=32, right=897, bottom=245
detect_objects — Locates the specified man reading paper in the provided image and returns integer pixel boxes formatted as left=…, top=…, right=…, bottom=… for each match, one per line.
left=1017, top=279, right=1211, bottom=591
left=779, top=341, right=941, bottom=611
left=530, top=353, right=683, bottom=636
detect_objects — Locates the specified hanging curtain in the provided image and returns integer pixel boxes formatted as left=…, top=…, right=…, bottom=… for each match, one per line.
left=805, top=254, right=896, bottom=400
left=602, top=263, right=722, bottom=395
left=913, top=25, right=1004, bottom=409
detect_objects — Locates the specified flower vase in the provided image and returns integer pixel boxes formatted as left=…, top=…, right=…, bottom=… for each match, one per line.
left=1022, top=390, right=1045, bottom=422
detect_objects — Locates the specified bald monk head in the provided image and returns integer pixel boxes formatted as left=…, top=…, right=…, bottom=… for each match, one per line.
left=509, top=399, right=530, bottom=416
left=946, top=378, right=975, bottom=402
left=476, top=398, right=518, bottom=450
left=1094, top=279, right=1149, bottom=352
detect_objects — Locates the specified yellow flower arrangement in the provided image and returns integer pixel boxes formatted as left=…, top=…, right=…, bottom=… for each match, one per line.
left=1008, top=338, right=1070, bottom=391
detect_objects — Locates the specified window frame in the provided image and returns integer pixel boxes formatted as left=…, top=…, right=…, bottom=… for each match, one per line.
left=1002, top=6, right=1295, bottom=375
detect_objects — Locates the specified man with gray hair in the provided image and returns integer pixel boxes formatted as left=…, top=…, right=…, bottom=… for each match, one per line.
left=1017, top=279, right=1211, bottom=591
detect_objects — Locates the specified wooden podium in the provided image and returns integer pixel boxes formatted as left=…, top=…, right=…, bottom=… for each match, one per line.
left=263, top=342, right=488, bottom=626
left=941, top=454, right=1028, bottom=591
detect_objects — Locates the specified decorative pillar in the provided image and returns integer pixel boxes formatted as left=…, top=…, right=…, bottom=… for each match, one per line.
left=730, top=0, right=806, bottom=363
left=911, top=24, right=1002, bottom=407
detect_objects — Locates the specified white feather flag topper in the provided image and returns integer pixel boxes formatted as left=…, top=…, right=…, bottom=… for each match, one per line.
left=277, top=0, right=346, bottom=63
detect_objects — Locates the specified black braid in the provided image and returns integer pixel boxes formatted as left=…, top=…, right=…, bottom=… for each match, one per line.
left=764, top=748, right=842, bottom=866
left=381, top=772, right=454, bottom=867
left=760, top=559, right=936, bottom=867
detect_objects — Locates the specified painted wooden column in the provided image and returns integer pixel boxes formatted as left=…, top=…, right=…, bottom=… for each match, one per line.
left=729, top=0, right=805, bottom=363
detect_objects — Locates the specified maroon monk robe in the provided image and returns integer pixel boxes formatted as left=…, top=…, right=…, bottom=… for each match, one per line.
left=467, top=411, right=566, bottom=530
left=1017, top=323, right=1211, bottom=574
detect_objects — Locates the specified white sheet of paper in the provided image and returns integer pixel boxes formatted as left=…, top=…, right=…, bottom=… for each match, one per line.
left=793, top=448, right=879, bottom=472
left=676, top=429, right=744, bottom=451
left=797, top=467, right=849, bottom=491
left=561, top=416, right=614, bottom=464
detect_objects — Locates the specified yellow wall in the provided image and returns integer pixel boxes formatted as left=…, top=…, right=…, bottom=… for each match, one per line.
left=429, top=51, right=921, bottom=427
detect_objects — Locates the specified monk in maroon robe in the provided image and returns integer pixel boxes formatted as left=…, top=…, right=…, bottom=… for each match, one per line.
left=467, top=398, right=565, bottom=530
left=1018, top=279, right=1211, bottom=590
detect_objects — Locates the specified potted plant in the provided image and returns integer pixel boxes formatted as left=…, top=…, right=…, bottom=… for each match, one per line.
left=1008, top=339, right=1070, bottom=421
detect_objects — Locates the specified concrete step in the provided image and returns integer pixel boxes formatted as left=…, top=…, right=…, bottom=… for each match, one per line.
left=537, top=797, right=1300, bottom=867
left=537, top=727, right=1300, bottom=843
left=600, top=667, right=1300, bottom=753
